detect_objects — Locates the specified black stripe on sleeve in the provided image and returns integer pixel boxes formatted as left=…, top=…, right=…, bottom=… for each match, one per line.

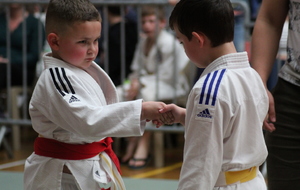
left=55, top=67, right=69, bottom=93
left=49, top=68, right=65, bottom=97
left=61, top=68, right=75, bottom=94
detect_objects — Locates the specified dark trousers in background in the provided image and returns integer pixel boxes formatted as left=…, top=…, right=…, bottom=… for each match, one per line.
left=266, top=78, right=300, bottom=190
left=0, top=64, right=36, bottom=89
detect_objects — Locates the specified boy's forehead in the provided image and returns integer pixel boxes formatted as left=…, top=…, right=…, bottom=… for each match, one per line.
left=62, top=20, right=101, bottom=36
left=142, top=14, right=158, bottom=20
left=72, top=20, right=101, bottom=29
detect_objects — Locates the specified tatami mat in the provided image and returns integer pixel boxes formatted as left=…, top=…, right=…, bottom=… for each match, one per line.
left=0, top=171, right=178, bottom=190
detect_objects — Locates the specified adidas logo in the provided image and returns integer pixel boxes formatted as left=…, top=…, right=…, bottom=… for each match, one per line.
left=69, top=95, right=80, bottom=103
left=197, top=108, right=212, bottom=119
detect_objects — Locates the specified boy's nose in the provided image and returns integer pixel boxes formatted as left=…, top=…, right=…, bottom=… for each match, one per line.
left=89, top=44, right=98, bottom=54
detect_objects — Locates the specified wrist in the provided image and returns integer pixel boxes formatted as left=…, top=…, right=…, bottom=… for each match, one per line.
left=141, top=101, right=146, bottom=120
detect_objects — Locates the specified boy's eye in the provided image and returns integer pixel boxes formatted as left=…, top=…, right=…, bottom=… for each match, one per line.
left=79, top=40, right=87, bottom=44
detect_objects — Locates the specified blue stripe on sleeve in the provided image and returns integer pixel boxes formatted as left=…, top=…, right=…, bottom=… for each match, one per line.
left=212, top=69, right=226, bottom=106
left=199, top=73, right=211, bottom=104
left=205, top=70, right=218, bottom=105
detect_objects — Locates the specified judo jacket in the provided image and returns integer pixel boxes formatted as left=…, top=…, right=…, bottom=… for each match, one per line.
left=178, top=52, right=268, bottom=190
left=24, top=53, right=146, bottom=190
left=129, top=29, right=190, bottom=101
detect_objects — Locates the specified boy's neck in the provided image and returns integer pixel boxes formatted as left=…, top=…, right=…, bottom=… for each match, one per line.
left=51, top=52, right=62, bottom=62
left=144, top=37, right=156, bottom=56
left=213, top=42, right=237, bottom=57
left=203, top=42, right=237, bottom=66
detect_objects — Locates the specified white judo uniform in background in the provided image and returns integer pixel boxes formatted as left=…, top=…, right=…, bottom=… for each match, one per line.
left=178, top=52, right=268, bottom=190
left=24, top=53, right=146, bottom=190
left=119, top=29, right=190, bottom=102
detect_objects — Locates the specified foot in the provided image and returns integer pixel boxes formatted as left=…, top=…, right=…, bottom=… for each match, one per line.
left=120, top=137, right=139, bottom=164
left=128, top=155, right=151, bottom=170
left=120, top=154, right=132, bottom=165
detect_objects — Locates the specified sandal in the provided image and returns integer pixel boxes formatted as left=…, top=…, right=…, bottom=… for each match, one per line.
left=128, top=155, right=151, bottom=170
left=118, top=156, right=130, bottom=165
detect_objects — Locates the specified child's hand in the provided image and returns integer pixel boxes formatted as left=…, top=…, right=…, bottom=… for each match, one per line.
left=159, top=111, right=174, bottom=125
left=152, top=119, right=164, bottom=128
left=152, top=110, right=174, bottom=127
left=159, top=104, right=186, bottom=126
left=141, top=101, right=166, bottom=122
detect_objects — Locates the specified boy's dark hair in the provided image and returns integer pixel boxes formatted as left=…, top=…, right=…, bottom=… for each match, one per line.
left=141, top=5, right=165, bottom=21
left=169, top=0, right=234, bottom=47
left=45, top=0, right=101, bottom=35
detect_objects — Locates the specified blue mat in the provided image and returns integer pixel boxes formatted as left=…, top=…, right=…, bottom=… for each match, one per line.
left=0, top=171, right=178, bottom=190
left=0, top=171, right=23, bottom=190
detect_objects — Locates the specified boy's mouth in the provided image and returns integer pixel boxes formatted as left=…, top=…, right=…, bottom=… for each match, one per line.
left=86, top=57, right=94, bottom=62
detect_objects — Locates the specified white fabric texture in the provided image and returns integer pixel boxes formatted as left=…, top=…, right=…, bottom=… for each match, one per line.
left=24, top=53, right=146, bottom=190
left=119, top=29, right=190, bottom=101
left=178, top=52, right=268, bottom=190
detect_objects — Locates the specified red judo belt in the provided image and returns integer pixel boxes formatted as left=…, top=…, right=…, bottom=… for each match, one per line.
left=34, top=137, right=121, bottom=173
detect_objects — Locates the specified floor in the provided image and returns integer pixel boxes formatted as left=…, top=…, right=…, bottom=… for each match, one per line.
left=0, top=127, right=269, bottom=190
left=0, top=127, right=183, bottom=189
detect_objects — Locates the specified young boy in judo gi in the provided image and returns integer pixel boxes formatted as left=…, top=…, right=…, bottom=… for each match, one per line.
left=23, top=0, right=172, bottom=189
left=159, top=0, right=269, bottom=189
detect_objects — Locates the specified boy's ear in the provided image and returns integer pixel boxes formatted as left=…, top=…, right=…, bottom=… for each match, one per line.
left=192, top=31, right=205, bottom=47
left=47, top=33, right=60, bottom=51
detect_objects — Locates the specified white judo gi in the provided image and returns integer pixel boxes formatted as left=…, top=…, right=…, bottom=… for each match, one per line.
left=24, top=53, right=147, bottom=190
left=119, top=29, right=190, bottom=102
left=178, top=52, right=268, bottom=190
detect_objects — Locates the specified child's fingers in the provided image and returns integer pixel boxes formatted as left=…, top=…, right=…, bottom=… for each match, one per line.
left=156, top=121, right=163, bottom=128
left=159, top=111, right=174, bottom=125
left=164, top=111, right=174, bottom=123
left=152, top=120, right=163, bottom=128
left=159, top=113, right=168, bottom=124
left=159, top=105, right=171, bottom=113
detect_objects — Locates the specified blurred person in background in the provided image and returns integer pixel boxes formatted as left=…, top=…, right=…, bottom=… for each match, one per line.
left=98, top=5, right=138, bottom=87
left=118, top=5, right=190, bottom=169
left=0, top=3, right=45, bottom=89
left=251, top=0, right=300, bottom=189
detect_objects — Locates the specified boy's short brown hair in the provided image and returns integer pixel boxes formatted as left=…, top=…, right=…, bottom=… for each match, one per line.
left=45, top=0, right=101, bottom=35
left=141, top=5, right=165, bottom=21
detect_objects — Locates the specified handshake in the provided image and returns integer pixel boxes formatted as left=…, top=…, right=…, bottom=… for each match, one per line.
left=141, top=101, right=186, bottom=127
